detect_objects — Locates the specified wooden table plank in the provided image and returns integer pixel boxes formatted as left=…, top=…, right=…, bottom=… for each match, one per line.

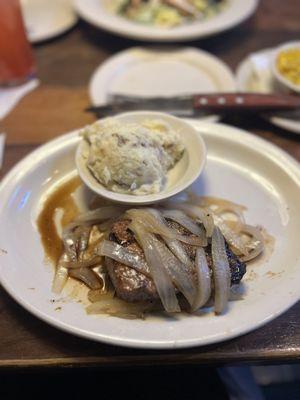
left=0, top=286, right=299, bottom=370
left=0, top=87, right=93, bottom=145
left=0, top=0, right=300, bottom=368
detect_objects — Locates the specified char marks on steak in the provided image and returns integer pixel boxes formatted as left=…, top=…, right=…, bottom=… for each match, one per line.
left=107, top=218, right=246, bottom=303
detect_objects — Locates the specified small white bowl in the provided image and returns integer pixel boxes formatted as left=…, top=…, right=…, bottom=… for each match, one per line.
left=272, top=41, right=300, bottom=94
left=76, top=111, right=207, bottom=205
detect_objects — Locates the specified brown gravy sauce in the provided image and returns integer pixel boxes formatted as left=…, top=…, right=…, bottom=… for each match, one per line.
left=37, top=176, right=81, bottom=265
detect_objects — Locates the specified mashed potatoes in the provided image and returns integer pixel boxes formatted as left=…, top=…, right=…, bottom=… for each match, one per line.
left=81, top=118, right=185, bottom=195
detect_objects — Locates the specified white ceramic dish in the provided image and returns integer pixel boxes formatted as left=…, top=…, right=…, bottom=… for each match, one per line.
left=76, top=112, right=207, bottom=205
left=0, top=121, right=300, bottom=349
left=74, top=0, right=258, bottom=42
left=271, top=41, right=300, bottom=94
left=236, top=48, right=300, bottom=134
left=89, top=47, right=236, bottom=123
left=21, top=0, right=77, bottom=43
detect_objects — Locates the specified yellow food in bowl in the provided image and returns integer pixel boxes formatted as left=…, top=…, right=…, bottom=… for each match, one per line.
left=276, top=48, right=300, bottom=86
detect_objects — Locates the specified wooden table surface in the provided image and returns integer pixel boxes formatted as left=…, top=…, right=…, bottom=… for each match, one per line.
left=0, top=0, right=300, bottom=370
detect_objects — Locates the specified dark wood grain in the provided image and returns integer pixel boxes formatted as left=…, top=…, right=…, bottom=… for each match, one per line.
left=0, top=284, right=299, bottom=370
left=0, top=0, right=300, bottom=369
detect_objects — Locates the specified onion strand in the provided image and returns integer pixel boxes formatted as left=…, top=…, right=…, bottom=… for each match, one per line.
left=211, top=227, right=231, bottom=314
left=192, top=248, right=211, bottom=311
left=130, top=221, right=180, bottom=313
left=98, top=240, right=150, bottom=276
left=171, top=203, right=214, bottom=237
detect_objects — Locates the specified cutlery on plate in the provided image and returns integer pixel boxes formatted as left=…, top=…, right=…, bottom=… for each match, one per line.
left=86, top=93, right=300, bottom=118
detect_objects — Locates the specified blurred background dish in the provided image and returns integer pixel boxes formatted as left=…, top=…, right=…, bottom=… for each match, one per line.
left=74, top=0, right=259, bottom=42
left=105, top=0, right=227, bottom=28
left=271, top=41, right=300, bottom=94
left=89, top=47, right=236, bottom=122
left=20, top=0, right=78, bottom=43
left=236, top=47, right=300, bottom=134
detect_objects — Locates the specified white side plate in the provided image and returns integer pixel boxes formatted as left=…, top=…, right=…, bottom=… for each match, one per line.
left=89, top=47, right=236, bottom=122
left=21, top=0, right=77, bottom=43
left=236, top=48, right=300, bottom=134
left=0, top=121, right=299, bottom=349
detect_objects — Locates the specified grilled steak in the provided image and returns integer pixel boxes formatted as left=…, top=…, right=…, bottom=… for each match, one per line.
left=107, top=219, right=246, bottom=303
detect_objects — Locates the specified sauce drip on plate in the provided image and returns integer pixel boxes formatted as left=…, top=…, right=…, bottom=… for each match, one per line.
left=37, top=176, right=81, bottom=264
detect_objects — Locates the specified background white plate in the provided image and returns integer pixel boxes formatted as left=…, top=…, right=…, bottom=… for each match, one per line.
left=0, top=121, right=299, bottom=349
left=236, top=48, right=300, bottom=134
left=89, top=47, right=236, bottom=122
left=74, top=0, right=259, bottom=42
left=21, top=0, right=77, bottom=43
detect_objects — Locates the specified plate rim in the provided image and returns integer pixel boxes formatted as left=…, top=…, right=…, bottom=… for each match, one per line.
left=74, top=0, right=259, bottom=42
left=0, top=120, right=300, bottom=349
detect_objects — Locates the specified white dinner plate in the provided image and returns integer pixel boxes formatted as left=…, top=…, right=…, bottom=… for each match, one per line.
left=0, top=120, right=300, bottom=349
left=21, top=0, right=78, bottom=43
left=89, top=47, right=236, bottom=122
left=236, top=48, right=300, bottom=134
left=74, top=0, right=258, bottom=42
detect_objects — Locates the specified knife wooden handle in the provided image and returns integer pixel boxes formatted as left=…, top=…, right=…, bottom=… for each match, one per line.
left=193, top=93, right=300, bottom=111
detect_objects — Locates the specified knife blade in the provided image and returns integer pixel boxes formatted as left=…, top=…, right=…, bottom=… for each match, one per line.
left=87, top=95, right=199, bottom=118
left=86, top=93, right=300, bottom=118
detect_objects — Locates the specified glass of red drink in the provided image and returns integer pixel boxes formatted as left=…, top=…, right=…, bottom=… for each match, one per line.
left=0, top=0, right=36, bottom=86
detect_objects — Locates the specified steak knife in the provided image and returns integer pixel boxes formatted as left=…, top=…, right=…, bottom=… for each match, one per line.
left=86, top=93, right=300, bottom=118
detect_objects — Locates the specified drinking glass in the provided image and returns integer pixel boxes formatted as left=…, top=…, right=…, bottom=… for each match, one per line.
left=0, top=0, right=36, bottom=86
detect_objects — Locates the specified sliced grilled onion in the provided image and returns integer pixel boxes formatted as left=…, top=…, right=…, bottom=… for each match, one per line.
left=192, top=248, right=211, bottom=311
left=92, top=265, right=111, bottom=292
left=78, top=226, right=92, bottom=254
left=130, top=221, right=180, bottom=313
left=239, top=224, right=264, bottom=262
left=98, top=240, right=150, bottom=277
left=211, top=227, right=231, bottom=314
left=62, top=256, right=102, bottom=269
left=162, top=209, right=207, bottom=245
left=69, top=268, right=101, bottom=289
left=62, top=207, right=121, bottom=261
left=126, top=208, right=203, bottom=246
left=171, top=204, right=214, bottom=237
left=98, top=218, right=118, bottom=232
left=75, top=206, right=124, bottom=225
left=163, top=237, right=193, bottom=268
left=162, top=209, right=204, bottom=236
left=52, top=253, right=69, bottom=294
left=149, top=236, right=196, bottom=306
left=62, top=225, right=92, bottom=263
left=214, top=214, right=249, bottom=256
left=131, top=220, right=196, bottom=307
left=63, top=206, right=125, bottom=239
left=62, top=229, right=80, bottom=262
left=188, top=193, right=247, bottom=213
left=214, top=208, right=246, bottom=224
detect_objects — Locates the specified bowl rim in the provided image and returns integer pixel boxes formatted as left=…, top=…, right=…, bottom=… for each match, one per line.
left=75, top=111, right=207, bottom=205
left=271, top=40, right=300, bottom=94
